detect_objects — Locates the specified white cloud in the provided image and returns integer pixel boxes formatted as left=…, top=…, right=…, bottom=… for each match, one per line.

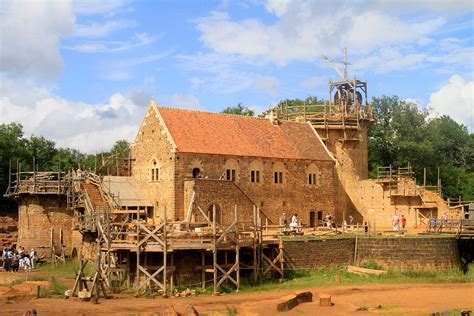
left=76, top=19, right=136, bottom=38
left=428, top=75, right=474, bottom=131
left=0, top=0, right=75, bottom=79
left=170, top=94, right=201, bottom=109
left=0, top=78, right=146, bottom=153
left=195, top=3, right=446, bottom=66
left=65, top=33, right=155, bottom=53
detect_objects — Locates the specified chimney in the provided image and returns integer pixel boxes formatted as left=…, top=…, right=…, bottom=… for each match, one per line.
left=266, top=110, right=280, bottom=125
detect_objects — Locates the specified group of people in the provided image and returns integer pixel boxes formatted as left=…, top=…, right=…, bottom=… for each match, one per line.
left=322, top=213, right=336, bottom=228
left=2, top=246, right=37, bottom=272
left=391, top=214, right=407, bottom=232
left=279, top=213, right=301, bottom=231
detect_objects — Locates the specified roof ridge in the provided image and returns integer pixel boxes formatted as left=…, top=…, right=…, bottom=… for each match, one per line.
left=157, top=106, right=267, bottom=120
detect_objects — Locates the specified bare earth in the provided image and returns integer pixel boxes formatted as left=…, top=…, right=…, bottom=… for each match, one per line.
left=1, top=279, right=473, bottom=316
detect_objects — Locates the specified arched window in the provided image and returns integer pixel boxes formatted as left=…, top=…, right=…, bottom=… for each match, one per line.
left=223, top=159, right=239, bottom=182
left=249, top=160, right=263, bottom=183
left=273, top=162, right=285, bottom=184
left=150, top=159, right=159, bottom=182
left=307, top=164, right=320, bottom=185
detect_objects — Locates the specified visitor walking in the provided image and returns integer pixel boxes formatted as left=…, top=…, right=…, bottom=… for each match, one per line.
left=391, top=214, right=400, bottom=232
left=30, top=249, right=36, bottom=269
left=401, top=215, right=407, bottom=231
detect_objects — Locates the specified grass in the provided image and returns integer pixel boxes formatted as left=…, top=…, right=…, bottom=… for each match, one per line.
left=36, top=259, right=94, bottom=278
left=239, top=264, right=474, bottom=293
left=38, top=276, right=68, bottom=298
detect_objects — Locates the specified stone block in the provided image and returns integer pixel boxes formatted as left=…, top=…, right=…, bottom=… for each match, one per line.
left=277, top=295, right=300, bottom=312
left=319, top=294, right=332, bottom=307
left=295, top=291, right=313, bottom=303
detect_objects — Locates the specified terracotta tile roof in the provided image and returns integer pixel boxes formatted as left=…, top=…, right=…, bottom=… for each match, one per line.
left=157, top=107, right=333, bottom=161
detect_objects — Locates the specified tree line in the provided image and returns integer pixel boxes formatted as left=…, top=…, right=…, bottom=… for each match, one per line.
left=1, top=95, right=472, bottom=212
left=0, top=122, right=130, bottom=212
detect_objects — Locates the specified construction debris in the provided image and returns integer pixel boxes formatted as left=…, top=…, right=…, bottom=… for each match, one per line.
left=347, top=265, right=387, bottom=276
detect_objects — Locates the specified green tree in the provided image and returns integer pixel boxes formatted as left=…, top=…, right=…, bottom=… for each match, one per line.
left=221, top=103, right=255, bottom=116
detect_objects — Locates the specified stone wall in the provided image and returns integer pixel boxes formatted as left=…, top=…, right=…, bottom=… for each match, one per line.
left=17, top=195, right=73, bottom=255
left=356, top=237, right=460, bottom=270
left=282, top=237, right=460, bottom=271
left=283, top=238, right=355, bottom=269
left=177, top=153, right=337, bottom=226
left=184, top=179, right=255, bottom=226
left=131, top=105, right=177, bottom=220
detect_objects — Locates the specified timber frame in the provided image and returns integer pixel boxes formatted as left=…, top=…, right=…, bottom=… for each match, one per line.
left=67, top=171, right=284, bottom=296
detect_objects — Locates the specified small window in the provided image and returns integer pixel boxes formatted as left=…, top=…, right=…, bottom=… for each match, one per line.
left=274, top=171, right=283, bottom=184
left=226, top=169, right=236, bottom=181
left=150, top=160, right=159, bottom=182
left=308, top=173, right=317, bottom=185
left=192, top=168, right=201, bottom=178
left=251, top=170, right=260, bottom=183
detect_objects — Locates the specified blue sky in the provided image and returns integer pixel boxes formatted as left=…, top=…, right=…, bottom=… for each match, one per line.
left=1, top=0, right=473, bottom=152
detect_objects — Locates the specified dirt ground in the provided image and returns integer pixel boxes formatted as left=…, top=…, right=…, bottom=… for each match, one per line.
left=0, top=270, right=472, bottom=316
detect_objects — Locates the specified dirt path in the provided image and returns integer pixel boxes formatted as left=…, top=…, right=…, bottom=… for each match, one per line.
left=1, top=283, right=472, bottom=315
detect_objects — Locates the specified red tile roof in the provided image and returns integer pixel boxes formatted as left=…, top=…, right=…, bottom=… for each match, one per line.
left=157, top=107, right=333, bottom=161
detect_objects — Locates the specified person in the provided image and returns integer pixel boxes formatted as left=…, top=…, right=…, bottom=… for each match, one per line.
left=12, top=255, right=19, bottom=272
left=401, top=215, right=407, bottom=231
left=289, top=213, right=298, bottom=230
left=349, top=215, right=354, bottom=228
left=30, top=249, right=36, bottom=269
left=391, top=214, right=399, bottom=232
left=4, top=248, right=11, bottom=272
left=279, top=213, right=287, bottom=227
left=431, top=217, right=438, bottom=231
left=364, top=222, right=369, bottom=234
left=442, top=213, right=448, bottom=230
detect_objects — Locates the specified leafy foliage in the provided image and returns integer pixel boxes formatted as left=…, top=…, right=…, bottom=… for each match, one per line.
left=0, top=122, right=130, bottom=212
left=221, top=103, right=255, bottom=116
left=368, top=96, right=473, bottom=199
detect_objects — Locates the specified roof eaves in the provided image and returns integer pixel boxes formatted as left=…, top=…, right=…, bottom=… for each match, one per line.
left=306, top=121, right=336, bottom=162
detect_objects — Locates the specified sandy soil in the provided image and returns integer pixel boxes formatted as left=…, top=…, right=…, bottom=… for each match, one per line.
left=0, top=279, right=472, bottom=316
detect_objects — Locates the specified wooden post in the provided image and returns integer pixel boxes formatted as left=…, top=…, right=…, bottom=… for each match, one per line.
left=423, top=168, right=426, bottom=187
left=201, top=251, right=206, bottom=289
left=116, top=157, right=119, bottom=176
left=212, top=204, right=217, bottom=295
left=279, top=238, right=284, bottom=280
left=126, top=251, right=131, bottom=289
left=170, top=252, right=174, bottom=294
left=163, top=206, right=167, bottom=297
left=236, top=245, right=240, bottom=292
left=136, top=221, right=140, bottom=288
left=33, top=157, right=36, bottom=193
left=8, top=159, right=11, bottom=193
left=252, top=205, right=257, bottom=282
left=354, top=223, right=358, bottom=266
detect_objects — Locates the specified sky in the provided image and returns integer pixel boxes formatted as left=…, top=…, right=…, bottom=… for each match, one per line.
left=0, top=0, right=473, bottom=153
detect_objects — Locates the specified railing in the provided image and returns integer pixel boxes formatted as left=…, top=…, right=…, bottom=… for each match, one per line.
left=272, top=102, right=373, bottom=123
left=5, top=171, right=68, bottom=196
left=377, top=164, right=414, bottom=180
left=447, top=197, right=473, bottom=207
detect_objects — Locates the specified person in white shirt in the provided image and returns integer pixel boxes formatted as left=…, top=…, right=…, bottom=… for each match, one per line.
left=289, top=213, right=298, bottom=230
